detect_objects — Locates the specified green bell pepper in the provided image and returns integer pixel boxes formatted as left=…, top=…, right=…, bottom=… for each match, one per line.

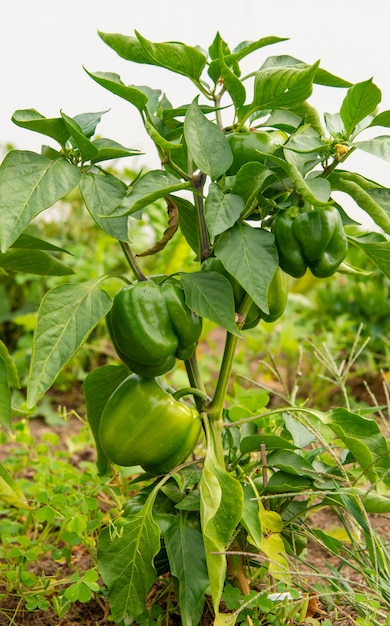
left=272, top=206, right=347, bottom=278
left=226, top=128, right=287, bottom=176
left=107, top=278, right=202, bottom=377
left=99, top=374, right=202, bottom=475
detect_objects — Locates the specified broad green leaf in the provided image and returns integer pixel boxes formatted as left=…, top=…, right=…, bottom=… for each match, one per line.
left=92, top=138, right=141, bottom=162
left=324, top=111, right=345, bottom=138
left=135, top=31, right=207, bottom=81
left=10, top=233, right=69, bottom=254
left=83, top=364, right=129, bottom=475
left=215, top=223, right=278, bottom=313
left=72, top=111, right=107, bottom=138
left=60, top=112, right=99, bottom=162
left=27, top=279, right=112, bottom=407
left=0, top=249, right=74, bottom=276
left=258, top=54, right=351, bottom=88
left=180, top=271, right=240, bottom=336
left=329, top=171, right=390, bottom=234
left=261, top=533, right=291, bottom=582
left=369, top=109, right=390, bottom=128
left=354, top=135, right=390, bottom=162
left=107, top=170, right=191, bottom=218
left=98, top=489, right=161, bottom=625
left=230, top=162, right=275, bottom=213
left=170, top=195, right=199, bottom=254
left=239, top=435, right=297, bottom=455
left=79, top=171, right=130, bottom=241
left=84, top=70, right=149, bottom=111
left=349, top=232, right=390, bottom=278
left=11, top=109, right=69, bottom=147
left=0, top=340, right=20, bottom=389
left=204, top=184, right=244, bottom=242
left=252, top=61, right=320, bottom=112
left=266, top=471, right=313, bottom=493
left=284, top=125, right=326, bottom=154
left=165, top=522, right=209, bottom=626
left=184, top=99, right=233, bottom=179
left=0, top=356, right=12, bottom=430
left=0, top=151, right=80, bottom=252
left=326, top=408, right=390, bottom=485
left=98, top=31, right=150, bottom=63
left=340, top=79, right=382, bottom=138
left=200, top=435, right=243, bottom=615
left=0, top=463, right=29, bottom=508
left=241, top=483, right=262, bottom=550
left=229, top=36, right=289, bottom=65
left=267, top=450, right=315, bottom=477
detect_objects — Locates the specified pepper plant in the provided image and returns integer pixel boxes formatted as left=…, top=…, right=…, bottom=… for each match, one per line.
left=1, top=30, right=390, bottom=625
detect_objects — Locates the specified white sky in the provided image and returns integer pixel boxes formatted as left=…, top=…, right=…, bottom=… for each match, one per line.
left=1, top=0, right=390, bottom=191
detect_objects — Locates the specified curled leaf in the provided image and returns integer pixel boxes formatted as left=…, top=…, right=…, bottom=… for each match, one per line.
left=137, top=197, right=179, bottom=257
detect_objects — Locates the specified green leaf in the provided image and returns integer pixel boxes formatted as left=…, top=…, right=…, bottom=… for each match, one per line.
left=329, top=171, right=390, bottom=235
left=214, top=223, right=279, bottom=314
left=83, top=364, right=129, bottom=475
left=92, top=138, right=141, bottom=163
left=0, top=248, right=74, bottom=276
left=258, top=54, right=351, bottom=88
left=171, top=195, right=199, bottom=254
left=241, top=483, right=262, bottom=550
left=369, top=109, right=390, bottom=128
left=0, top=356, right=12, bottom=430
left=204, top=184, right=244, bottom=242
left=230, top=36, right=289, bottom=65
left=0, top=339, right=20, bottom=389
left=239, top=435, right=297, bottom=455
left=267, top=450, right=315, bottom=477
left=0, top=463, right=29, bottom=508
left=0, top=151, right=80, bottom=252
left=72, top=111, right=107, bottom=138
left=99, top=31, right=207, bottom=81
left=251, top=60, right=320, bottom=113
left=165, top=522, right=209, bottom=626
left=134, top=31, right=207, bottom=81
left=107, top=170, right=191, bottom=218
left=84, top=70, right=149, bottom=111
left=27, top=279, right=112, bottom=407
left=340, top=79, right=382, bottom=138
left=97, top=488, right=161, bottom=625
left=11, top=109, right=70, bottom=147
left=180, top=271, right=240, bottom=336
left=79, top=171, right=130, bottom=241
left=184, top=99, right=233, bottom=179
left=353, top=135, right=390, bottom=162
left=10, top=233, right=70, bottom=254
left=326, top=408, right=390, bottom=485
left=200, top=437, right=243, bottom=615
left=60, top=112, right=99, bottom=162
left=230, top=162, right=275, bottom=213
left=349, top=232, right=390, bottom=278
left=266, top=471, right=313, bottom=493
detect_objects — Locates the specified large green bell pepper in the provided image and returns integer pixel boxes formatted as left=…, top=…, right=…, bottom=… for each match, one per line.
left=99, top=374, right=202, bottom=475
left=226, top=128, right=287, bottom=176
left=107, top=278, right=202, bottom=377
left=272, top=206, right=348, bottom=278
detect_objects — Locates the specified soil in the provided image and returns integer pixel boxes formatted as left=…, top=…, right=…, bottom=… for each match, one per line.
left=1, top=383, right=389, bottom=626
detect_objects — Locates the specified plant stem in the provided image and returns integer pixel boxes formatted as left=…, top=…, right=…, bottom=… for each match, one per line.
left=185, top=353, right=208, bottom=413
left=119, top=241, right=147, bottom=281
left=208, top=331, right=238, bottom=422
left=192, top=172, right=211, bottom=262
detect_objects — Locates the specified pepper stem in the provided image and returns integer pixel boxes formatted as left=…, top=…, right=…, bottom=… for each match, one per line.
left=119, top=241, right=147, bottom=281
